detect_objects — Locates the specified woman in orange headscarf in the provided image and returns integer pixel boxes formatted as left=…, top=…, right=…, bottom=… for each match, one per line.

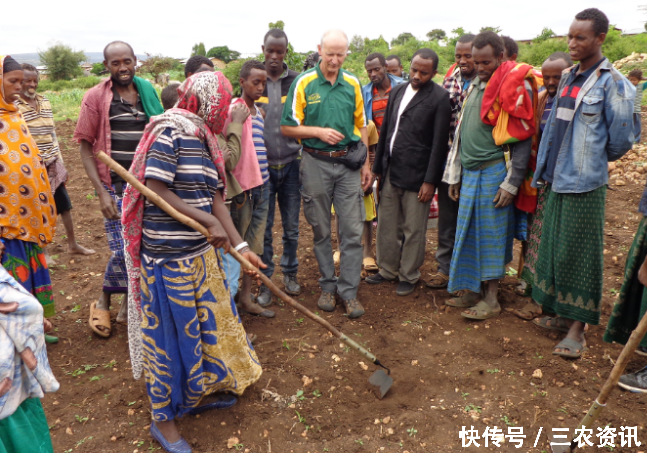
left=0, top=56, right=57, bottom=331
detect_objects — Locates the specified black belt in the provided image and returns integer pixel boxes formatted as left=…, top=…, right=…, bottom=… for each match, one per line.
left=304, top=147, right=348, bottom=158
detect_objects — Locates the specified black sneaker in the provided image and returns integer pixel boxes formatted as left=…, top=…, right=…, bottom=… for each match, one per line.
left=396, top=281, right=415, bottom=296
left=365, top=273, right=393, bottom=285
left=618, top=367, right=647, bottom=393
left=283, top=273, right=301, bottom=296
left=256, top=284, right=272, bottom=307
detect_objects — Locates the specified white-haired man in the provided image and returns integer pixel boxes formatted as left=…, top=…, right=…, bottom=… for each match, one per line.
left=281, top=30, right=372, bottom=318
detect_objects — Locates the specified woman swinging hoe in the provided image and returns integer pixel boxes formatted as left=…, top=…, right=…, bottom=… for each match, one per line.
left=121, top=71, right=263, bottom=453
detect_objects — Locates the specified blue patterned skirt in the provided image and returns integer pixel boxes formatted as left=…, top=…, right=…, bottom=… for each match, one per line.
left=448, top=161, right=515, bottom=293
left=140, top=248, right=262, bottom=421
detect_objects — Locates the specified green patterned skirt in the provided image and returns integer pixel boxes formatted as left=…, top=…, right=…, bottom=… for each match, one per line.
left=604, top=216, right=647, bottom=348
left=532, top=185, right=606, bottom=325
left=521, top=185, right=549, bottom=288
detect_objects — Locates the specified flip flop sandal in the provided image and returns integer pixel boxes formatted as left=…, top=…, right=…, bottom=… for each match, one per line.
left=363, top=257, right=379, bottom=272
left=186, top=394, right=238, bottom=416
left=150, top=422, right=192, bottom=453
left=552, top=337, right=588, bottom=359
left=88, top=301, right=111, bottom=338
left=514, top=282, right=532, bottom=297
left=446, top=294, right=479, bottom=308
left=512, top=302, right=543, bottom=321
left=461, top=301, right=501, bottom=320
left=426, top=272, right=449, bottom=289
left=533, top=316, right=570, bottom=333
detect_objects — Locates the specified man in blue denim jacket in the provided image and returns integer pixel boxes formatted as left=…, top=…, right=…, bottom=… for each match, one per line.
left=531, top=8, right=635, bottom=359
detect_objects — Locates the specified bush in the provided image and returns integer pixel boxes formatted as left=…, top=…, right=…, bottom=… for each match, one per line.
left=518, top=38, right=568, bottom=67
left=91, top=63, right=104, bottom=76
left=38, top=76, right=102, bottom=92
left=222, top=58, right=254, bottom=97
left=45, top=89, right=86, bottom=121
left=38, top=43, right=86, bottom=81
left=138, top=54, right=179, bottom=78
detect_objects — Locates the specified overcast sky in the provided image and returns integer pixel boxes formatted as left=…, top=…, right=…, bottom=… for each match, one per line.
left=5, top=0, right=645, bottom=59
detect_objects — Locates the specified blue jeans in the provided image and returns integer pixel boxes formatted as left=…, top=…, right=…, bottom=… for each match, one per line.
left=219, top=248, right=241, bottom=297
left=262, top=160, right=301, bottom=278
left=230, top=182, right=270, bottom=255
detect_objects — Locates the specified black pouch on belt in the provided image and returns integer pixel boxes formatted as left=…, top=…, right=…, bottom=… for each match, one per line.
left=308, top=141, right=368, bottom=171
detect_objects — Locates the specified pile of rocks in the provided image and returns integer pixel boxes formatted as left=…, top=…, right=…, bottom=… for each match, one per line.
left=609, top=143, right=647, bottom=186
left=613, top=52, right=647, bottom=70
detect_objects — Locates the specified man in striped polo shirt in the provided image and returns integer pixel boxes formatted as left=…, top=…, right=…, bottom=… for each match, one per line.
left=17, top=64, right=95, bottom=261
left=74, top=41, right=163, bottom=337
left=281, top=29, right=372, bottom=319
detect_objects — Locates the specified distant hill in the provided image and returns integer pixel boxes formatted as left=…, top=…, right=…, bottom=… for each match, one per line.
left=11, top=52, right=149, bottom=66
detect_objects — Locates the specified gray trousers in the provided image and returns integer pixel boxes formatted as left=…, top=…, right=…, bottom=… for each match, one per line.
left=435, top=181, right=460, bottom=276
left=376, top=171, right=432, bottom=284
left=300, top=152, right=364, bottom=300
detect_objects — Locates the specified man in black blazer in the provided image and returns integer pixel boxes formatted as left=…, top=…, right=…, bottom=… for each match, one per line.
left=366, top=48, right=452, bottom=296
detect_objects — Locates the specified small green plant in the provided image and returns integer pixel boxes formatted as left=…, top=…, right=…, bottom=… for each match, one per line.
left=486, top=368, right=500, bottom=374
left=407, top=426, right=418, bottom=437
left=137, top=441, right=145, bottom=447
left=128, top=401, right=137, bottom=406
left=68, top=364, right=98, bottom=377
left=506, top=267, right=518, bottom=276
left=609, top=288, right=619, bottom=295
left=89, top=375, right=103, bottom=382
left=296, top=318, right=304, bottom=323
left=461, top=392, right=469, bottom=400
left=296, top=410, right=307, bottom=424
left=355, top=439, right=364, bottom=445
left=86, top=193, right=95, bottom=201
left=557, top=407, right=568, bottom=414
left=535, top=352, right=544, bottom=359
left=103, top=360, right=117, bottom=368
left=465, top=404, right=482, bottom=413
left=295, top=390, right=305, bottom=401
left=508, top=371, right=515, bottom=375
left=75, top=414, right=89, bottom=423
left=232, top=444, right=244, bottom=451
left=283, top=340, right=290, bottom=350
left=501, top=415, right=515, bottom=426
left=312, top=389, right=322, bottom=398
left=70, top=304, right=81, bottom=313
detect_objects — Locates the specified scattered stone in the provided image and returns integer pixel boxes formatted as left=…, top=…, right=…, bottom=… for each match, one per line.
left=383, top=416, right=391, bottom=424
left=301, top=375, right=313, bottom=387
left=227, top=437, right=240, bottom=449
left=358, top=362, right=369, bottom=371
left=532, top=369, right=543, bottom=379
left=66, top=427, right=73, bottom=435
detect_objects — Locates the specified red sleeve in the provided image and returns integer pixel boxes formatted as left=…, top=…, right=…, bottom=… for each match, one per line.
left=73, top=90, right=101, bottom=146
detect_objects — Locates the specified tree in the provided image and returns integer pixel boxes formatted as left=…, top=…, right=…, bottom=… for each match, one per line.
left=391, top=32, right=416, bottom=46
left=479, top=26, right=502, bottom=33
left=191, top=43, right=206, bottom=57
left=268, top=20, right=285, bottom=30
left=350, top=35, right=365, bottom=53
left=206, top=46, right=241, bottom=63
left=91, top=62, right=105, bottom=76
left=447, top=27, right=472, bottom=47
left=38, top=43, right=86, bottom=81
left=426, top=29, right=446, bottom=41
left=533, top=27, right=556, bottom=43
left=139, top=54, right=178, bottom=78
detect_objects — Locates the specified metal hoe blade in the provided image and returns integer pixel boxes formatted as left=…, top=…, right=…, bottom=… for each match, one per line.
left=369, top=369, right=393, bottom=399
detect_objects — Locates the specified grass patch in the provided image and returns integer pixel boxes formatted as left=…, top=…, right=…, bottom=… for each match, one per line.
left=45, top=88, right=86, bottom=121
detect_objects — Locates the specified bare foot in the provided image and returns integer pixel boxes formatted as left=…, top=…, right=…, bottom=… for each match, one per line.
left=239, top=299, right=267, bottom=315
left=68, top=243, right=96, bottom=255
left=43, top=319, right=53, bottom=333
left=96, top=292, right=110, bottom=311
left=0, top=377, right=12, bottom=397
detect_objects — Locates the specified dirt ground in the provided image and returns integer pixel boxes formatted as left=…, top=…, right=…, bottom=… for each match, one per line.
left=41, top=118, right=647, bottom=453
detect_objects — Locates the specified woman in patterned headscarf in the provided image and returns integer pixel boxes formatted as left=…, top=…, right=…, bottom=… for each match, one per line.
left=0, top=56, right=57, bottom=329
left=121, top=71, right=263, bottom=453
left=0, top=55, right=58, bottom=453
